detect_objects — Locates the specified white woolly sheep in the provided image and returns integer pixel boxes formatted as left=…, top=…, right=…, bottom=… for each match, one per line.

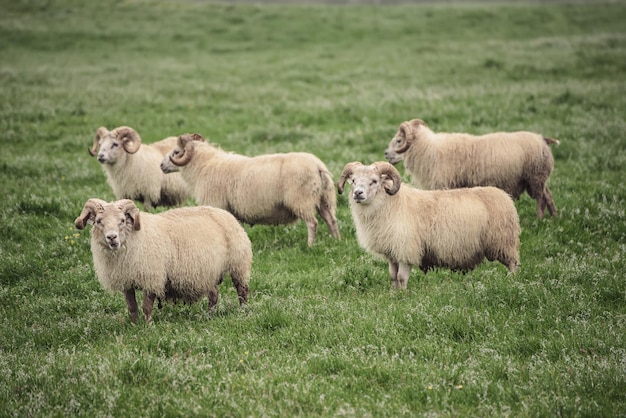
left=75, top=198, right=252, bottom=322
left=89, top=126, right=190, bottom=211
left=160, top=133, right=340, bottom=246
left=384, top=119, right=559, bottom=218
left=338, top=161, right=520, bottom=289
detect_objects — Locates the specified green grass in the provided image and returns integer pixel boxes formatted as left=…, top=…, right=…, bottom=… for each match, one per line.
left=1, top=0, right=625, bottom=416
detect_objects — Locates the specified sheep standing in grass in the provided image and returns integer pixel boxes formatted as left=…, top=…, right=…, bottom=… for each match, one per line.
left=384, top=119, right=559, bottom=218
left=75, top=198, right=252, bottom=322
left=338, top=161, right=520, bottom=289
left=89, top=126, right=190, bottom=210
left=160, top=133, right=340, bottom=246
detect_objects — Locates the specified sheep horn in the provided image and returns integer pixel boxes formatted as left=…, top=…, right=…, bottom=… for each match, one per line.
left=393, top=121, right=414, bottom=154
left=89, top=127, right=108, bottom=157
left=373, top=161, right=401, bottom=196
left=117, top=199, right=141, bottom=231
left=113, top=126, right=142, bottom=154
left=169, top=133, right=198, bottom=166
left=337, top=161, right=363, bottom=194
left=75, top=198, right=107, bottom=230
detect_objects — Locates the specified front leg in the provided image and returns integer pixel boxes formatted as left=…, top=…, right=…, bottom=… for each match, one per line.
left=124, top=289, right=139, bottom=323
left=142, top=291, right=157, bottom=323
left=397, top=262, right=412, bottom=290
left=387, top=258, right=399, bottom=289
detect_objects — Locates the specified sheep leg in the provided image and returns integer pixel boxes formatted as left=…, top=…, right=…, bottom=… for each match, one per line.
left=142, top=291, right=157, bottom=323
left=124, top=289, right=139, bottom=323
left=208, top=285, right=219, bottom=310
left=318, top=206, right=340, bottom=239
left=304, top=217, right=318, bottom=246
left=397, top=262, right=412, bottom=290
left=543, top=186, right=557, bottom=217
left=231, top=275, right=249, bottom=306
left=388, top=259, right=399, bottom=289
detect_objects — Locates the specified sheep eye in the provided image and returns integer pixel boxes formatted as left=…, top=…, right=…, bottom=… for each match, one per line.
left=95, top=219, right=102, bottom=225
left=371, top=180, right=378, bottom=185
left=111, top=143, right=119, bottom=148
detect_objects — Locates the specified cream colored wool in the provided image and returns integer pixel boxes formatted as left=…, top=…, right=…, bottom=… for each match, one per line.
left=89, top=126, right=189, bottom=210
left=75, top=199, right=252, bottom=322
left=338, top=162, right=520, bottom=290
left=385, top=119, right=559, bottom=218
left=160, top=133, right=340, bottom=246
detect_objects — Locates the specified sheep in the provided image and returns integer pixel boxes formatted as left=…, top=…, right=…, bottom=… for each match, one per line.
left=89, top=126, right=190, bottom=211
left=75, top=198, right=252, bottom=323
left=160, top=133, right=340, bottom=246
left=384, top=119, right=559, bottom=218
left=337, top=161, right=520, bottom=290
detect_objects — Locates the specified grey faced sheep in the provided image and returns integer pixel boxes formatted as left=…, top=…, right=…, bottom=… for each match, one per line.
left=160, top=133, right=340, bottom=246
left=89, top=126, right=190, bottom=211
left=384, top=119, right=559, bottom=218
left=75, top=198, right=252, bottom=323
left=338, top=161, right=520, bottom=290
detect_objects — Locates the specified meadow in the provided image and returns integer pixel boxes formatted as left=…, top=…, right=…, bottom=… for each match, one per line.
left=0, top=0, right=625, bottom=416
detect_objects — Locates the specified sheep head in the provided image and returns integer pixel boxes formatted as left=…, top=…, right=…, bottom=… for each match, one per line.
left=89, top=126, right=142, bottom=164
left=75, top=198, right=141, bottom=250
left=338, top=161, right=401, bottom=203
left=389, top=119, right=427, bottom=155
left=162, top=133, right=204, bottom=172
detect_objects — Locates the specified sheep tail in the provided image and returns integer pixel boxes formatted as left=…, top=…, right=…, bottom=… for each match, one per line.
left=543, top=137, right=560, bottom=146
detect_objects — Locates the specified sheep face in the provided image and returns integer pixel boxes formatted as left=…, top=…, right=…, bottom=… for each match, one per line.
left=384, top=140, right=404, bottom=165
left=338, top=162, right=402, bottom=204
left=90, top=127, right=142, bottom=165
left=75, top=199, right=141, bottom=251
left=161, top=133, right=204, bottom=173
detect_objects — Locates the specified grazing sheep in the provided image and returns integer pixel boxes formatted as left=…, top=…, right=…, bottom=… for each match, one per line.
left=89, top=126, right=190, bottom=211
left=160, top=133, right=340, bottom=246
left=75, top=198, right=252, bottom=322
left=384, top=119, right=559, bottom=218
left=338, top=161, right=520, bottom=289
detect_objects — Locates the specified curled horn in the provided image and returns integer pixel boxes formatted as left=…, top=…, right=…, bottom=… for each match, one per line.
left=337, top=161, right=363, bottom=194
left=372, top=161, right=402, bottom=196
left=75, top=198, right=107, bottom=230
left=170, top=133, right=203, bottom=166
left=89, top=127, right=108, bottom=157
left=392, top=121, right=414, bottom=154
left=112, top=126, right=142, bottom=154
left=116, top=199, right=141, bottom=231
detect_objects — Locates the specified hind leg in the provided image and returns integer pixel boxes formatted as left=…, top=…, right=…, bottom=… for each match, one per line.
left=208, top=284, right=219, bottom=311
left=231, top=273, right=249, bottom=306
left=527, top=180, right=549, bottom=218
left=318, top=205, right=340, bottom=239
left=543, top=186, right=557, bottom=217
left=303, top=216, right=318, bottom=246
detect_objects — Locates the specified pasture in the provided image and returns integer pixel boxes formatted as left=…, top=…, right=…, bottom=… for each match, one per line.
left=0, top=0, right=624, bottom=416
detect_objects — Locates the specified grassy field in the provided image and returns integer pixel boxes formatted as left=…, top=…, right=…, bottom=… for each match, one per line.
left=1, top=0, right=625, bottom=416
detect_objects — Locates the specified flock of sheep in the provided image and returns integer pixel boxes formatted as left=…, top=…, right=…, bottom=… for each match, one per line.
left=76, top=119, right=559, bottom=322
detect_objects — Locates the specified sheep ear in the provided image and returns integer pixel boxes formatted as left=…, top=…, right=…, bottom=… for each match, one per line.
left=191, top=133, right=205, bottom=142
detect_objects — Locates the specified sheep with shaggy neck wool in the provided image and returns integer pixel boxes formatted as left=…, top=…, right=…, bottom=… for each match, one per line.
left=384, top=119, right=559, bottom=218
left=160, top=133, right=340, bottom=246
left=338, top=161, right=520, bottom=289
left=75, top=198, right=252, bottom=323
left=89, top=126, right=190, bottom=210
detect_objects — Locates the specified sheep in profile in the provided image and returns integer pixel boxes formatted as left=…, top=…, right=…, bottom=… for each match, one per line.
left=75, top=198, right=252, bottom=322
left=89, top=126, right=190, bottom=211
left=338, top=161, right=520, bottom=289
left=160, top=133, right=340, bottom=246
left=384, top=119, right=559, bottom=218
